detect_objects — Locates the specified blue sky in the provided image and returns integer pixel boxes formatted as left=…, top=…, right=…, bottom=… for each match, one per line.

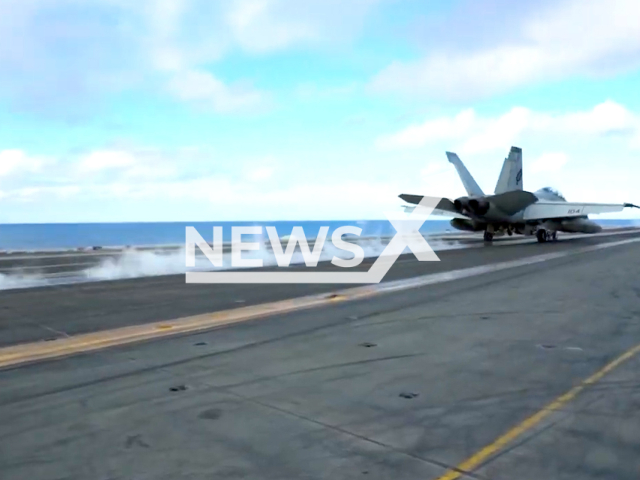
left=1, top=0, right=639, bottom=223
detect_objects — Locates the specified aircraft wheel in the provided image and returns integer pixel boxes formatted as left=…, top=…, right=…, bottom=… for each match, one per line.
left=483, top=231, right=494, bottom=242
left=536, top=229, right=547, bottom=243
left=550, top=231, right=558, bottom=241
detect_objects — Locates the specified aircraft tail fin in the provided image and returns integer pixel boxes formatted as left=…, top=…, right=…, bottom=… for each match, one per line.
left=446, top=151, right=485, bottom=197
left=494, top=146, right=523, bottom=194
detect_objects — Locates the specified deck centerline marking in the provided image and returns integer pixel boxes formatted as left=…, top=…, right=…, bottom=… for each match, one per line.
left=434, top=342, right=640, bottom=480
left=1, top=236, right=639, bottom=369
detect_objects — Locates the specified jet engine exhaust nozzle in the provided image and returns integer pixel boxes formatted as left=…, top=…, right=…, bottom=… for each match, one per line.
left=468, top=198, right=490, bottom=216
left=454, top=196, right=490, bottom=216
left=454, top=197, right=469, bottom=212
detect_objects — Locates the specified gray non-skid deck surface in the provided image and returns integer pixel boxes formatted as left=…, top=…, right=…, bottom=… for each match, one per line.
left=1, top=230, right=639, bottom=347
left=1, top=237, right=640, bottom=479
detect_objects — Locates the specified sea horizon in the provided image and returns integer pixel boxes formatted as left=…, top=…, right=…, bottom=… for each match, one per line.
left=1, top=218, right=639, bottom=252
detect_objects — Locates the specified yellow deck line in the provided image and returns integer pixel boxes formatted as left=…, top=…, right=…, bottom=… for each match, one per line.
left=434, top=342, right=640, bottom=480
left=0, top=286, right=380, bottom=369
left=2, top=235, right=640, bottom=369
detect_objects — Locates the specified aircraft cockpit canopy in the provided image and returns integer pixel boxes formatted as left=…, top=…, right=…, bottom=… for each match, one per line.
left=540, top=187, right=566, bottom=200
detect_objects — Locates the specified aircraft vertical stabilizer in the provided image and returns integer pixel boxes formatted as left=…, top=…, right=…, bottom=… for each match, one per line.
left=445, top=151, right=485, bottom=197
left=494, top=146, right=523, bottom=194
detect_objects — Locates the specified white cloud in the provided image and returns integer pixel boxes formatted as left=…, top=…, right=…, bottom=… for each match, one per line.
left=245, top=166, right=275, bottom=182
left=0, top=149, right=46, bottom=177
left=420, top=163, right=449, bottom=178
left=377, top=100, right=640, bottom=154
left=530, top=153, right=569, bottom=173
left=0, top=0, right=146, bottom=116
left=375, top=109, right=476, bottom=149
left=556, top=101, right=639, bottom=136
left=370, top=0, right=640, bottom=99
left=295, top=82, right=360, bottom=100
left=417, top=163, right=464, bottom=200
left=166, top=69, right=268, bottom=113
left=0, top=143, right=410, bottom=221
left=1, top=139, right=639, bottom=222
left=79, top=150, right=136, bottom=172
left=226, top=0, right=317, bottom=53
left=50, top=185, right=82, bottom=198
left=226, top=0, right=380, bottom=53
left=74, top=147, right=197, bottom=184
left=0, top=0, right=380, bottom=115
left=13, top=187, right=41, bottom=200
left=0, top=150, right=29, bottom=176
left=239, top=156, right=280, bottom=183
left=460, top=107, right=532, bottom=154
left=143, top=0, right=230, bottom=74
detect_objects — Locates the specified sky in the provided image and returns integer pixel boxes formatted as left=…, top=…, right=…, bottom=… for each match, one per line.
left=1, top=0, right=639, bottom=223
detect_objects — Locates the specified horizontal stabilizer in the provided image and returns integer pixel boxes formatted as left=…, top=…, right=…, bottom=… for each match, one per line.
left=398, top=194, right=454, bottom=210
left=402, top=206, right=471, bottom=219
left=486, top=190, right=538, bottom=216
left=399, top=194, right=470, bottom=219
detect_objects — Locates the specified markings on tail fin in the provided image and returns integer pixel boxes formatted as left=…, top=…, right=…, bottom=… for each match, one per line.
left=445, top=151, right=485, bottom=197
left=494, top=146, right=523, bottom=194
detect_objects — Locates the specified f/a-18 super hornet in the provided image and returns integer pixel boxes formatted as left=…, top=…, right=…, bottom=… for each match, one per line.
left=399, top=146, right=639, bottom=243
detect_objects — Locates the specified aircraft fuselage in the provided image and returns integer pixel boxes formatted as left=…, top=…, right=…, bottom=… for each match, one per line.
left=448, top=187, right=602, bottom=236
left=400, top=146, right=638, bottom=243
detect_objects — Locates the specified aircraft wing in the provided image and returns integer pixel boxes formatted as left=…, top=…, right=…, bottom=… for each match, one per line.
left=401, top=206, right=471, bottom=219
left=523, top=201, right=640, bottom=221
left=399, top=194, right=471, bottom=219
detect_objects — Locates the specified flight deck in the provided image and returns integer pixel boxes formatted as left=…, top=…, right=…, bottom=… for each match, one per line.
left=1, top=229, right=640, bottom=479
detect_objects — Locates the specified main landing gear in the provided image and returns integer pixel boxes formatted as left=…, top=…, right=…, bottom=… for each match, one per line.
left=536, top=229, right=558, bottom=243
left=483, top=231, right=494, bottom=242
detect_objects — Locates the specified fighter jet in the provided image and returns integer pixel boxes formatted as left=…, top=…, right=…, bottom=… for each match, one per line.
left=399, top=146, right=639, bottom=243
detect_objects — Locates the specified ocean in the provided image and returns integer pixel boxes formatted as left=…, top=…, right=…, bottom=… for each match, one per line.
left=0, top=220, right=451, bottom=251
left=0, top=219, right=638, bottom=251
